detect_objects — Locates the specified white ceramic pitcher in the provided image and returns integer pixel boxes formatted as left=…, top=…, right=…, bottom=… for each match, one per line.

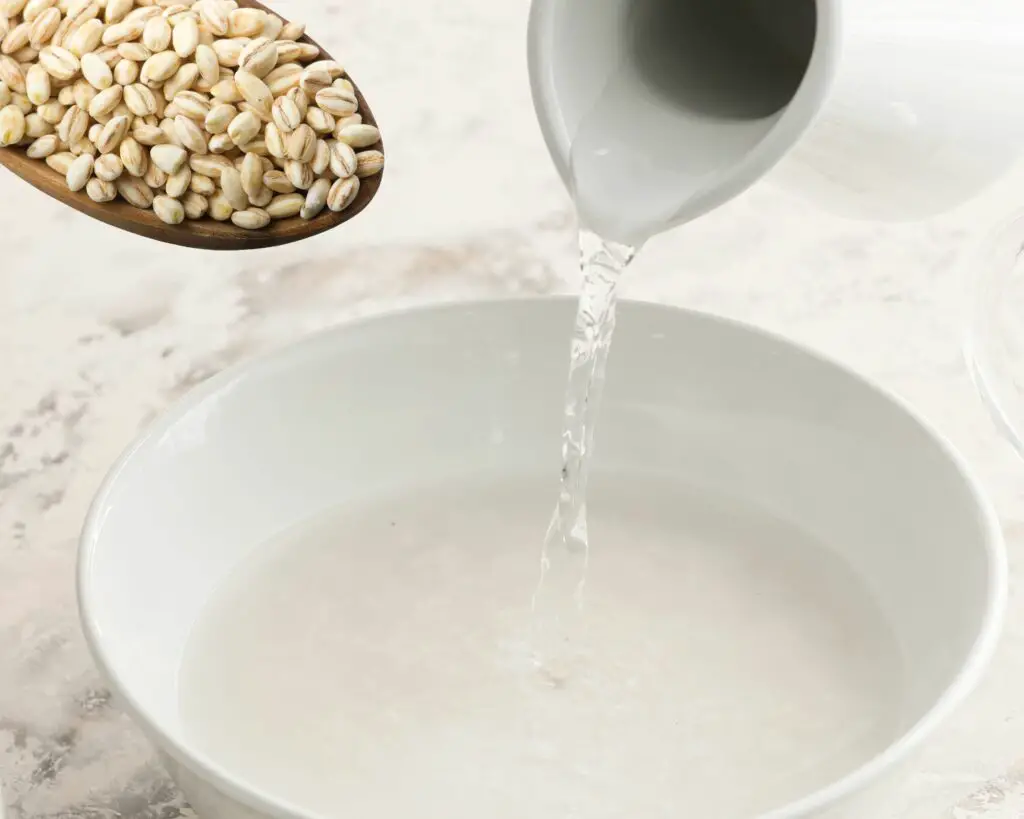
left=528, top=0, right=1024, bottom=238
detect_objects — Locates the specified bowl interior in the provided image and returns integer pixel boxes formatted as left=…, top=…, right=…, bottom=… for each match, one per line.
left=79, top=298, right=1001, bottom=815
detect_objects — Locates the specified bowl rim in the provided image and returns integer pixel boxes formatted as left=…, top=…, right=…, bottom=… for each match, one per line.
left=78, top=296, right=1007, bottom=819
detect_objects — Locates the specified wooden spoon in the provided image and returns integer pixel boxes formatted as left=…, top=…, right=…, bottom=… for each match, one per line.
left=0, top=0, right=383, bottom=251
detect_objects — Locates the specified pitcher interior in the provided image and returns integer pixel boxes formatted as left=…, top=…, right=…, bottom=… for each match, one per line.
left=548, top=0, right=821, bottom=216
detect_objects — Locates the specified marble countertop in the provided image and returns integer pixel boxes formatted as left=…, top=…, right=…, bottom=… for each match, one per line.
left=2, top=0, right=1024, bottom=817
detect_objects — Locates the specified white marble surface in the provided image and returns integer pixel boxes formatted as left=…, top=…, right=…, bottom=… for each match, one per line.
left=2, top=0, right=1024, bottom=817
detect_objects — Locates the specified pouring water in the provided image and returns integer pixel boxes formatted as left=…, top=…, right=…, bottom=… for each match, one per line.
left=529, top=0, right=1024, bottom=679
left=530, top=0, right=819, bottom=676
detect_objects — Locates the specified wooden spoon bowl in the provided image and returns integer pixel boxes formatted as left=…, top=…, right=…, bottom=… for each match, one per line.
left=0, top=0, right=383, bottom=251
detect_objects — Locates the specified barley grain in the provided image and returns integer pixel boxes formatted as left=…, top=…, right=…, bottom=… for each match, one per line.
left=203, top=100, right=232, bottom=132
left=79, top=51, right=113, bottom=90
left=286, top=120, right=313, bottom=161
left=210, top=76, right=239, bottom=102
left=86, top=82, right=120, bottom=117
left=206, top=130, right=230, bottom=152
left=305, top=105, right=332, bottom=135
left=140, top=48, right=178, bottom=84
left=85, top=175, right=115, bottom=200
left=198, top=0, right=229, bottom=36
left=104, top=0, right=131, bottom=23
left=310, top=137, right=329, bottom=175
left=93, top=151, right=122, bottom=179
left=298, top=66, right=328, bottom=95
left=153, top=192, right=184, bottom=222
left=329, top=174, right=362, bottom=212
left=0, top=54, right=27, bottom=91
left=181, top=189, right=207, bottom=218
left=189, top=171, right=213, bottom=194
left=230, top=205, right=268, bottom=229
left=149, top=139, right=184, bottom=172
left=116, top=174, right=152, bottom=206
left=113, top=56, right=138, bottom=84
left=25, top=130, right=56, bottom=154
left=315, top=86, right=356, bottom=117
left=265, top=190, right=301, bottom=217
left=227, top=7, right=263, bottom=37
left=44, top=148, right=73, bottom=171
left=263, top=118, right=284, bottom=157
left=161, top=61, right=197, bottom=98
left=225, top=105, right=256, bottom=144
left=65, top=17, right=102, bottom=55
left=269, top=92, right=297, bottom=132
left=28, top=8, right=60, bottom=48
left=233, top=66, right=269, bottom=114
left=24, top=60, right=49, bottom=101
left=188, top=150, right=229, bottom=177
left=278, top=20, right=302, bottom=40
left=207, top=189, right=232, bottom=219
left=23, top=0, right=56, bottom=23
left=95, top=111, right=129, bottom=151
left=210, top=34, right=243, bottom=67
left=240, top=147, right=261, bottom=198
left=71, top=77, right=95, bottom=109
left=300, top=175, right=328, bottom=219
left=142, top=13, right=170, bottom=50
left=218, top=162, right=247, bottom=209
left=355, top=148, right=383, bottom=178
left=194, top=40, right=217, bottom=83
left=238, top=34, right=274, bottom=77
left=174, top=88, right=209, bottom=119
left=262, top=168, right=292, bottom=194
left=57, top=100, right=86, bottom=140
left=328, top=138, right=355, bottom=178
left=124, top=81, right=157, bottom=115
left=131, top=120, right=164, bottom=144
left=171, top=13, right=196, bottom=56
left=142, top=160, right=164, bottom=187
left=172, top=110, right=203, bottom=151
left=0, top=101, right=26, bottom=144
left=335, top=122, right=378, bottom=148
left=284, top=157, right=311, bottom=189
left=101, top=18, right=144, bottom=45
left=118, top=41, right=151, bottom=61
left=261, top=12, right=282, bottom=42
left=3, top=20, right=31, bottom=53
left=64, top=149, right=91, bottom=188
left=119, top=133, right=146, bottom=174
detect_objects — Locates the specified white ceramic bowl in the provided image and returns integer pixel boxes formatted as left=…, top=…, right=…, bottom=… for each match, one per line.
left=79, top=299, right=1005, bottom=819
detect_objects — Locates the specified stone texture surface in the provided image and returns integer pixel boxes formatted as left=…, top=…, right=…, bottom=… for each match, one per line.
left=2, top=0, right=1024, bottom=817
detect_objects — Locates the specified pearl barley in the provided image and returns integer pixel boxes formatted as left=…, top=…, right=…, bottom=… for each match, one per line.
left=0, top=0, right=381, bottom=228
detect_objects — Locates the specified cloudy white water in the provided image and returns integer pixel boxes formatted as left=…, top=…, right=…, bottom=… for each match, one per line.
left=180, top=473, right=904, bottom=819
